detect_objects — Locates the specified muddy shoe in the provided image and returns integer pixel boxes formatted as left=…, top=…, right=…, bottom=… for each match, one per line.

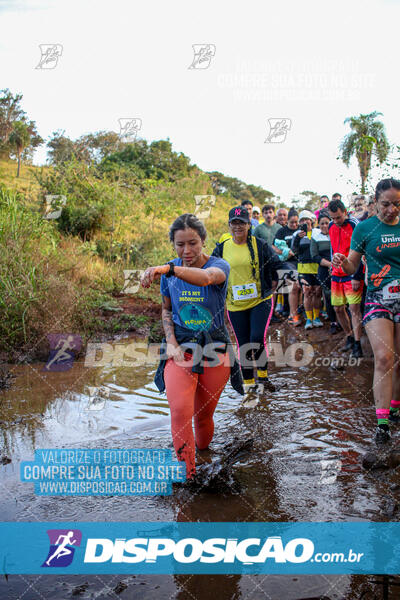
left=375, top=425, right=391, bottom=445
left=351, top=340, right=363, bottom=359
left=312, top=317, right=323, bottom=327
left=389, top=410, right=400, bottom=424
left=258, top=378, right=276, bottom=393
left=342, top=335, right=354, bottom=352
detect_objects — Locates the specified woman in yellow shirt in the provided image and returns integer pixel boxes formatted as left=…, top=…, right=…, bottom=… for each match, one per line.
left=212, top=206, right=281, bottom=401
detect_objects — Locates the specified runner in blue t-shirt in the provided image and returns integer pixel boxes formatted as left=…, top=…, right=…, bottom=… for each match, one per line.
left=141, top=213, right=233, bottom=479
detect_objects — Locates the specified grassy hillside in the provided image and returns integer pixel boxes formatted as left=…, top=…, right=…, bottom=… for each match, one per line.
left=0, top=157, right=237, bottom=360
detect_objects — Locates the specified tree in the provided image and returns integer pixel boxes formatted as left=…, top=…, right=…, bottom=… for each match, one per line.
left=340, top=111, right=390, bottom=193
left=0, top=89, right=26, bottom=152
left=9, top=121, right=42, bottom=177
left=101, top=139, right=195, bottom=181
left=77, top=131, right=124, bottom=163
left=207, top=171, right=274, bottom=204
left=301, top=190, right=320, bottom=211
left=47, top=131, right=78, bottom=164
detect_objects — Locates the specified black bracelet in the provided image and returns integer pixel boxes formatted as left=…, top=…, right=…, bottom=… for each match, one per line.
left=165, top=262, right=175, bottom=278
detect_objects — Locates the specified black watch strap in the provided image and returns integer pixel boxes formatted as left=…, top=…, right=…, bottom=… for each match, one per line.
left=165, top=261, right=175, bottom=278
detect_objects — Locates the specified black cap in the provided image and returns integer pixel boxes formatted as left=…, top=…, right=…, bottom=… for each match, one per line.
left=228, top=206, right=250, bottom=223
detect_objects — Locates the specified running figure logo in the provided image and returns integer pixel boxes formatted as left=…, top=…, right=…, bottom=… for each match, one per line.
left=44, top=334, right=82, bottom=372
left=44, top=195, right=66, bottom=220
left=118, top=118, right=142, bottom=142
left=188, top=44, right=216, bottom=70
left=265, top=118, right=292, bottom=143
left=194, top=195, right=216, bottom=221
left=122, top=270, right=145, bottom=294
left=42, top=529, right=82, bottom=567
left=35, top=44, right=63, bottom=69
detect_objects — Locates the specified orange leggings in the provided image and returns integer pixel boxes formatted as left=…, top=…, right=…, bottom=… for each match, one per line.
left=164, top=353, right=230, bottom=479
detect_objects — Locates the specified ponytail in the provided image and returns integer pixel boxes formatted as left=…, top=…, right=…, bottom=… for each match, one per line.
left=246, top=230, right=257, bottom=280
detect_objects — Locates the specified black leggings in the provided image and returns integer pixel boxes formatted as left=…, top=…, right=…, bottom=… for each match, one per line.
left=227, top=298, right=273, bottom=382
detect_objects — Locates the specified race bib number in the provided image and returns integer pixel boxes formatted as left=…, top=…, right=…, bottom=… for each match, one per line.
left=232, top=283, right=258, bottom=301
left=383, top=279, right=400, bottom=300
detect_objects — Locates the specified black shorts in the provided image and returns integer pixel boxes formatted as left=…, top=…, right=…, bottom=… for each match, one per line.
left=298, top=273, right=319, bottom=288
left=363, top=289, right=400, bottom=325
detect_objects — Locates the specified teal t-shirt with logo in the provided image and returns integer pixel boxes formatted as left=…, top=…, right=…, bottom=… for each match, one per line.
left=350, top=216, right=400, bottom=291
left=160, top=256, right=230, bottom=331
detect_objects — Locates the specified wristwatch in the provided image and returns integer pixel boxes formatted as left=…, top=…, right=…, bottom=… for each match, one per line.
left=165, top=262, right=175, bottom=278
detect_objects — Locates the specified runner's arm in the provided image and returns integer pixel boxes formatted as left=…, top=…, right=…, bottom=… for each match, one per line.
left=332, top=249, right=362, bottom=274
left=161, top=296, right=177, bottom=344
left=172, top=265, right=227, bottom=286
left=142, top=264, right=226, bottom=287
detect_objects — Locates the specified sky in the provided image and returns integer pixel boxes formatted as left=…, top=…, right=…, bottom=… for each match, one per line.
left=1, top=0, right=399, bottom=205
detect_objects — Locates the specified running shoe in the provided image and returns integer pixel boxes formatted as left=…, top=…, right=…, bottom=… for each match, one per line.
left=258, top=378, right=276, bottom=392
left=275, top=303, right=284, bottom=314
left=321, top=310, right=328, bottom=319
left=305, top=319, right=313, bottom=330
left=342, top=335, right=354, bottom=352
left=270, top=313, right=281, bottom=323
left=389, top=410, right=400, bottom=423
left=297, top=304, right=305, bottom=315
left=330, top=322, right=340, bottom=334
left=351, top=341, right=363, bottom=359
left=313, top=318, right=323, bottom=327
left=288, top=315, right=302, bottom=327
left=375, top=425, right=391, bottom=445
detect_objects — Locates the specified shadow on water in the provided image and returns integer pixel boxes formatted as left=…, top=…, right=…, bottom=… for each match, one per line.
left=0, top=326, right=399, bottom=599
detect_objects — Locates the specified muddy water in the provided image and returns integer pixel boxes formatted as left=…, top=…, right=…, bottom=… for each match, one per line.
left=0, top=324, right=399, bottom=599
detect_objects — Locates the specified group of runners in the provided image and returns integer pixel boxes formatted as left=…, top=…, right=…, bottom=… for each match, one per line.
left=141, top=177, right=400, bottom=478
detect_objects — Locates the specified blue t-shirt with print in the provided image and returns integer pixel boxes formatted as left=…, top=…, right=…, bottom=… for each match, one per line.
left=160, top=256, right=230, bottom=331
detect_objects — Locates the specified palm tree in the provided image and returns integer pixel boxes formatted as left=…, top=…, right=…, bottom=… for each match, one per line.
left=9, top=120, right=42, bottom=177
left=9, top=121, right=32, bottom=177
left=340, top=111, right=390, bottom=193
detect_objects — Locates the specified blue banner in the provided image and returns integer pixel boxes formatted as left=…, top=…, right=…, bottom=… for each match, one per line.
left=1, top=522, right=399, bottom=574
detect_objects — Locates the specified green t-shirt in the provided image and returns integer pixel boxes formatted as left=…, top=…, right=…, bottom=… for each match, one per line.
left=254, top=222, right=282, bottom=246
left=350, top=216, right=400, bottom=291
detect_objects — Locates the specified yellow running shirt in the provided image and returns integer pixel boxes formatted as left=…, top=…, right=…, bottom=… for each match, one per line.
left=298, top=230, right=318, bottom=274
left=223, top=237, right=264, bottom=311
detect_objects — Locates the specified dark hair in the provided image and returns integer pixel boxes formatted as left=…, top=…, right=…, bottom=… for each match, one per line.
left=169, top=213, right=207, bottom=243
left=318, top=210, right=330, bottom=223
left=332, top=193, right=342, bottom=200
left=320, top=195, right=329, bottom=201
left=241, top=199, right=253, bottom=207
left=328, top=199, right=346, bottom=213
left=288, top=208, right=298, bottom=218
left=375, top=178, right=400, bottom=201
left=262, top=204, right=275, bottom=213
left=246, top=230, right=257, bottom=280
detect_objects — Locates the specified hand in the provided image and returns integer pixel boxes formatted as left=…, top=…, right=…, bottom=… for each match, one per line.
left=298, top=230, right=306, bottom=238
left=140, top=265, right=170, bottom=288
left=332, top=253, right=346, bottom=269
left=288, top=250, right=294, bottom=258
left=166, top=343, right=186, bottom=363
left=351, top=279, right=361, bottom=292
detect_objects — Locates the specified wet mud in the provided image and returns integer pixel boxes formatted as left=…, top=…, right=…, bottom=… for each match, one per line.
left=1, top=320, right=400, bottom=599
